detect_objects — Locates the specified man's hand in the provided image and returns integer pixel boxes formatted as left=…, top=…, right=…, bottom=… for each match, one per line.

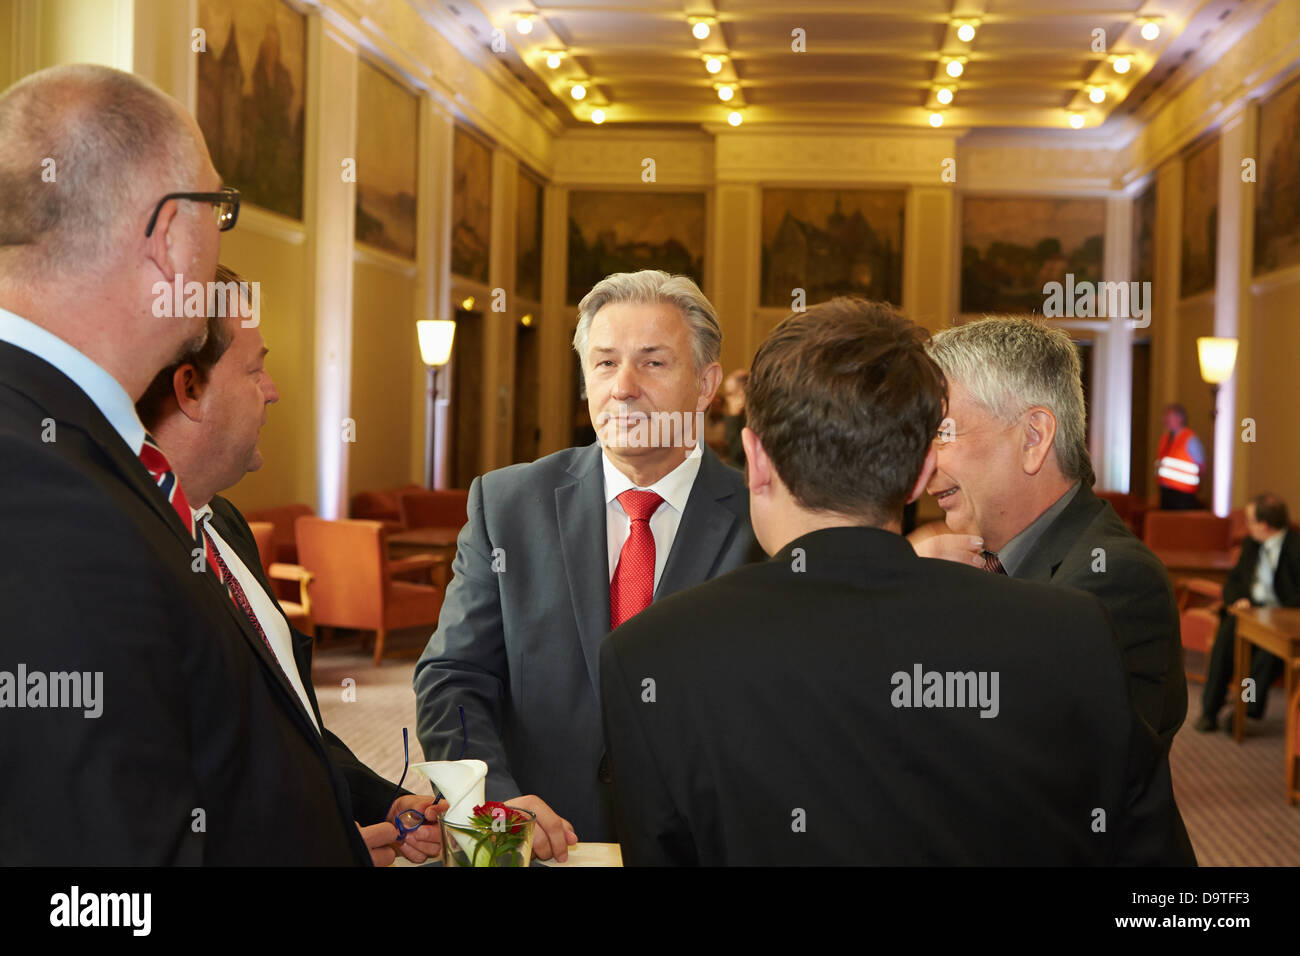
left=1231, top=597, right=1251, bottom=611
left=504, top=795, right=578, bottom=862
left=909, top=529, right=985, bottom=568
left=357, top=821, right=400, bottom=867
left=387, top=795, right=449, bottom=864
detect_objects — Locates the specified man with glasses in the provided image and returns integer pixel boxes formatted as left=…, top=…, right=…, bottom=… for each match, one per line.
left=0, top=64, right=371, bottom=863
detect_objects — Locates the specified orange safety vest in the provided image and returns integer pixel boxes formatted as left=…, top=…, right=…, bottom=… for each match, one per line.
left=1156, top=428, right=1200, bottom=492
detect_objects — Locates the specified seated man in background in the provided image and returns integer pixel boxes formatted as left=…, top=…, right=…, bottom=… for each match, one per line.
left=920, top=317, right=1186, bottom=753
left=600, top=297, right=1194, bottom=866
left=414, top=270, right=762, bottom=861
left=136, top=266, right=446, bottom=865
left=1196, top=493, right=1299, bottom=731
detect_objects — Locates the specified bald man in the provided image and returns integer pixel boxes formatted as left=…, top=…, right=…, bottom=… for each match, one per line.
left=0, top=65, right=372, bottom=864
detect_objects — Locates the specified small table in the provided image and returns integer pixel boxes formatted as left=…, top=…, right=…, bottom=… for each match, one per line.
left=1230, top=606, right=1300, bottom=742
left=1152, top=548, right=1236, bottom=583
left=388, top=527, right=462, bottom=589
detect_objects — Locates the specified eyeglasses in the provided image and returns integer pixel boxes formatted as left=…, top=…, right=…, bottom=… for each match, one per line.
left=389, top=709, right=468, bottom=840
left=144, top=186, right=241, bottom=237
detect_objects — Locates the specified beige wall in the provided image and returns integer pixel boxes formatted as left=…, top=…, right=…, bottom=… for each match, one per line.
left=1242, top=272, right=1300, bottom=508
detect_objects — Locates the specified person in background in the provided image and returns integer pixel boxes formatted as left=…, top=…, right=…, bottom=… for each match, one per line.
left=1196, top=493, right=1300, bottom=731
left=721, top=368, right=748, bottom=470
left=1155, top=403, right=1206, bottom=510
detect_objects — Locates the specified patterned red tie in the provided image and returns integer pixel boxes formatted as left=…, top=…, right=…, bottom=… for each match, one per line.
left=610, top=489, right=664, bottom=630
left=982, top=550, right=1007, bottom=574
left=195, top=513, right=285, bottom=671
left=138, top=434, right=193, bottom=536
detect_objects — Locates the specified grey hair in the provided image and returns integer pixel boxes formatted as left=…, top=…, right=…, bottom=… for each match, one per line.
left=928, top=316, right=1095, bottom=486
left=573, top=270, right=722, bottom=376
left=0, top=64, right=200, bottom=278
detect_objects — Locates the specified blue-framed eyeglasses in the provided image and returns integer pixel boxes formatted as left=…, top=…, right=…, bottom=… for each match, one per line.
left=389, top=710, right=469, bottom=840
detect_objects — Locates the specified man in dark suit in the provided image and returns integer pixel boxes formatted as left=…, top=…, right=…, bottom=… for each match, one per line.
left=134, top=266, right=447, bottom=864
left=0, top=64, right=368, bottom=864
left=414, top=271, right=762, bottom=860
left=921, top=317, right=1186, bottom=751
left=1197, top=493, right=1300, bottom=730
left=601, top=298, right=1195, bottom=866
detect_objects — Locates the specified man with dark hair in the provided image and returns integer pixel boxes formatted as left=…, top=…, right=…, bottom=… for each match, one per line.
left=1155, top=403, right=1206, bottom=510
left=1196, top=493, right=1300, bottom=731
left=600, top=297, right=1194, bottom=866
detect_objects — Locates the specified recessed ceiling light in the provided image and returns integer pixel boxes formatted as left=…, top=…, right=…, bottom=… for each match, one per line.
left=1068, top=112, right=1085, bottom=129
left=1088, top=86, right=1106, bottom=103
left=515, top=13, right=535, bottom=35
left=705, top=56, right=724, bottom=74
left=945, top=59, right=964, bottom=78
left=545, top=51, right=562, bottom=69
left=728, top=110, right=743, bottom=127
left=936, top=87, right=954, bottom=105
left=691, top=19, right=711, bottom=40
left=929, top=112, right=944, bottom=128
left=1112, top=56, right=1131, bottom=74
left=591, top=108, right=606, bottom=124
left=956, top=23, right=976, bottom=43
left=717, top=84, right=734, bottom=102
left=570, top=83, right=586, bottom=100
left=1140, top=20, right=1160, bottom=41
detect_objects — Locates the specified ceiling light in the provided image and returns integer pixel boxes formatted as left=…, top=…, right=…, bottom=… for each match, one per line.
left=1140, top=19, right=1160, bottom=41
left=945, top=59, right=964, bottom=78
left=956, top=23, right=976, bottom=43
left=514, top=13, right=535, bottom=35
left=460, top=296, right=475, bottom=311
left=717, top=84, right=734, bottom=102
left=1088, top=86, right=1106, bottom=104
left=570, top=83, right=586, bottom=100
left=545, top=51, right=563, bottom=69
left=1112, top=56, right=1131, bottom=74
left=705, top=56, right=723, bottom=74
left=590, top=108, right=606, bottom=124
left=929, top=111, right=944, bottom=128
left=691, top=18, right=712, bottom=40
left=1068, top=112, right=1085, bottom=129
left=936, top=87, right=954, bottom=105
left=728, top=110, right=743, bottom=127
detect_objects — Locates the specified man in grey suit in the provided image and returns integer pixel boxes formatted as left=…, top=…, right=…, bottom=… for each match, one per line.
left=414, top=270, right=761, bottom=860
left=916, top=317, right=1186, bottom=752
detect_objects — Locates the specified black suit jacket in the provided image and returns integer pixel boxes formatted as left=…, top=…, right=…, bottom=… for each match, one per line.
left=1013, top=485, right=1187, bottom=751
left=0, top=341, right=369, bottom=865
left=1222, top=529, right=1300, bottom=609
left=207, top=496, right=402, bottom=823
left=414, top=442, right=764, bottom=842
left=601, top=526, right=1195, bottom=866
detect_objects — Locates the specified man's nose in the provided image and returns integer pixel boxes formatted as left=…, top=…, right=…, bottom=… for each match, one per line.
left=611, top=363, right=640, bottom=400
left=264, top=374, right=280, bottom=404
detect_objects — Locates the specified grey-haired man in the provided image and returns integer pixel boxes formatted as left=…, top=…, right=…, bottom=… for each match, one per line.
left=414, top=270, right=762, bottom=859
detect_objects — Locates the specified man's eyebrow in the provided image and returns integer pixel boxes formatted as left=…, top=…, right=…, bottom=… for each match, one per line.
left=591, top=345, right=670, bottom=354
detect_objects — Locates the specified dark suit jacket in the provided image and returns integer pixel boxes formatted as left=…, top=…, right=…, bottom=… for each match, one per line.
left=1222, top=529, right=1300, bottom=609
left=1013, top=485, right=1187, bottom=751
left=413, top=442, right=763, bottom=842
left=600, top=526, right=1196, bottom=866
left=0, top=341, right=369, bottom=865
left=207, top=495, right=402, bottom=824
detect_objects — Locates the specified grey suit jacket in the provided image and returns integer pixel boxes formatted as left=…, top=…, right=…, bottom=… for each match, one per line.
left=1014, top=484, right=1187, bottom=751
left=413, top=442, right=762, bottom=841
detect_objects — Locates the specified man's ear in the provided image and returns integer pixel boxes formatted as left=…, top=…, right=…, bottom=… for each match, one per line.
left=172, top=364, right=206, bottom=423
left=144, top=200, right=185, bottom=280
left=907, top=445, right=938, bottom=504
left=696, top=362, right=724, bottom=411
left=1021, top=407, right=1058, bottom=476
left=741, top=426, right=770, bottom=495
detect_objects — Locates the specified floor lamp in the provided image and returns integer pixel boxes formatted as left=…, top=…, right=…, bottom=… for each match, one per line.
left=418, top=319, right=456, bottom=489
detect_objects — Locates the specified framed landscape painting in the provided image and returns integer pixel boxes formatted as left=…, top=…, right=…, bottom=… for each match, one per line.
left=516, top=169, right=544, bottom=302
left=197, top=0, right=306, bottom=220
left=452, top=127, right=492, bottom=283
left=1132, top=181, right=1156, bottom=286
left=354, top=59, right=418, bottom=259
left=1180, top=137, right=1219, bottom=298
left=761, top=188, right=904, bottom=307
left=1255, top=73, right=1300, bottom=275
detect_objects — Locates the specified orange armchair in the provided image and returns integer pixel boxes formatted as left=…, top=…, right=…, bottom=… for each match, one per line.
left=294, top=517, right=444, bottom=665
left=1143, top=511, right=1231, bottom=551
left=244, top=503, right=315, bottom=565
left=399, top=489, right=470, bottom=530
left=1175, top=577, right=1224, bottom=683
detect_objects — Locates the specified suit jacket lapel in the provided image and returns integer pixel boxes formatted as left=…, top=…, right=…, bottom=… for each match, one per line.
left=1012, top=484, right=1104, bottom=583
left=555, top=444, right=612, bottom=694
left=657, top=446, right=739, bottom=598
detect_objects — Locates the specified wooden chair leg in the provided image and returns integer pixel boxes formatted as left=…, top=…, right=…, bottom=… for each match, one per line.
left=372, top=627, right=387, bottom=666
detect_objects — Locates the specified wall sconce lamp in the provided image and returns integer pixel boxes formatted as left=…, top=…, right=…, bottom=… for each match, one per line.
left=1197, top=336, right=1237, bottom=420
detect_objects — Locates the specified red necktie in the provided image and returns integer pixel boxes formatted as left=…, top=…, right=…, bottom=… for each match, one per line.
left=982, top=550, right=1007, bottom=574
left=139, top=434, right=193, bottom=536
left=610, top=490, right=663, bottom=630
left=196, top=513, right=286, bottom=673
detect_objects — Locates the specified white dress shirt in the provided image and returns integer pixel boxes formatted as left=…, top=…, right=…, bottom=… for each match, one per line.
left=194, top=503, right=321, bottom=734
left=1251, top=530, right=1286, bottom=607
left=0, top=306, right=146, bottom=454
left=603, top=444, right=703, bottom=594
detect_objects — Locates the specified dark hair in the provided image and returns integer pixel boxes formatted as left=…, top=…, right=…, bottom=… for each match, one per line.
left=1252, top=493, right=1290, bottom=531
left=1164, top=403, right=1188, bottom=425
left=134, top=264, right=241, bottom=430
left=746, top=297, right=947, bottom=525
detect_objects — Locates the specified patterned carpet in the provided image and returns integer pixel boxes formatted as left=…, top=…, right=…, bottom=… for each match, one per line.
left=314, top=634, right=1300, bottom=865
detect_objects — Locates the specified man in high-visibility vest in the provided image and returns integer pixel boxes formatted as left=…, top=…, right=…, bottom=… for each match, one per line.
left=1155, top=403, right=1205, bottom=510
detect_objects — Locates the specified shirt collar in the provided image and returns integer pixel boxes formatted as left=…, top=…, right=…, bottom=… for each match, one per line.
left=0, top=306, right=147, bottom=455
left=997, top=481, right=1081, bottom=576
left=602, top=442, right=703, bottom=515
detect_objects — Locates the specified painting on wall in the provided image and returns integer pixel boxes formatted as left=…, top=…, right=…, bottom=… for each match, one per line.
left=1255, top=73, right=1300, bottom=275
left=1181, top=137, right=1219, bottom=298
left=354, top=60, right=418, bottom=259
left=516, top=170, right=544, bottom=302
left=760, top=189, right=904, bottom=308
left=1132, top=181, right=1156, bottom=286
left=197, top=0, right=306, bottom=220
left=567, top=191, right=706, bottom=304
left=452, top=127, right=492, bottom=283
left=960, top=197, right=1104, bottom=314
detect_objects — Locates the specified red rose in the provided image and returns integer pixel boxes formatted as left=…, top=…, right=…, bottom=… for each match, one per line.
left=473, top=801, right=528, bottom=833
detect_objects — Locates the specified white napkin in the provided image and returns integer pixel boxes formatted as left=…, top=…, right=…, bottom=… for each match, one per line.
left=410, top=759, right=488, bottom=825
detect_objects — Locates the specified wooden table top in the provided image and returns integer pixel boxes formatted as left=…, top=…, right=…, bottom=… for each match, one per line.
left=1151, top=548, right=1237, bottom=573
left=1229, top=605, right=1300, bottom=639
left=388, top=526, right=462, bottom=548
